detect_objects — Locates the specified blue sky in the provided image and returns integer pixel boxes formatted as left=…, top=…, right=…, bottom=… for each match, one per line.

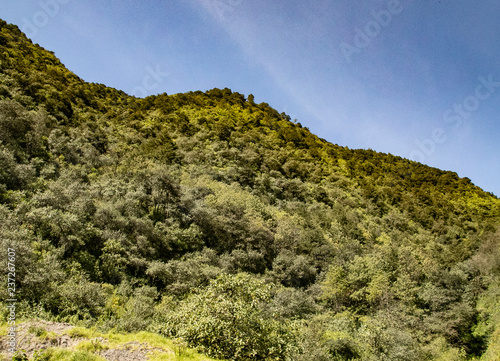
left=2, top=0, right=499, bottom=196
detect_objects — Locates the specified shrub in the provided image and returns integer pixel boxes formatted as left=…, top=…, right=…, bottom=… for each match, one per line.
left=157, top=273, right=299, bottom=360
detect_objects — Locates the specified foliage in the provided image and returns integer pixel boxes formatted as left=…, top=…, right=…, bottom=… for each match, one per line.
left=156, top=273, right=299, bottom=360
left=11, top=350, right=50, bottom=361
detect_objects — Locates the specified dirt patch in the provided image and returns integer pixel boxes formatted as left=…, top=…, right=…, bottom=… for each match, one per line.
left=0, top=320, right=78, bottom=356
left=21, top=320, right=75, bottom=335
left=99, top=341, right=169, bottom=361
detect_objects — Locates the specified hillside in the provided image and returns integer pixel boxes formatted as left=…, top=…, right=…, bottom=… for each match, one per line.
left=1, top=19, right=499, bottom=360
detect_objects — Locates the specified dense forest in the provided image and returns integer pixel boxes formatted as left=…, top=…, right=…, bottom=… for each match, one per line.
left=0, top=19, right=499, bottom=360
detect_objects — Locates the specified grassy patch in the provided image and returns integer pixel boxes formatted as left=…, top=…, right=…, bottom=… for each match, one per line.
left=42, top=348, right=107, bottom=361
left=0, top=324, right=7, bottom=336
left=104, top=331, right=221, bottom=361
left=0, top=321, right=220, bottom=361
left=75, top=339, right=107, bottom=353
left=28, top=325, right=47, bottom=338
left=66, top=327, right=95, bottom=339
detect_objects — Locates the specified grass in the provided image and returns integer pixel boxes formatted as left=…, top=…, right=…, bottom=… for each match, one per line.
left=72, top=328, right=220, bottom=361
left=75, top=340, right=107, bottom=353
left=105, top=332, right=214, bottom=361
left=0, top=324, right=7, bottom=336
left=28, top=326, right=47, bottom=338
left=38, top=349, right=107, bottom=361
left=0, top=321, right=221, bottom=361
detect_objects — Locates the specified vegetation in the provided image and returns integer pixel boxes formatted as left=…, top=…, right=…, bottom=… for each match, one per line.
left=0, top=321, right=219, bottom=360
left=0, top=18, right=499, bottom=360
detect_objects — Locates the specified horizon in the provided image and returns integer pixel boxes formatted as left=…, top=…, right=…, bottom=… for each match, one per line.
left=1, top=1, right=499, bottom=196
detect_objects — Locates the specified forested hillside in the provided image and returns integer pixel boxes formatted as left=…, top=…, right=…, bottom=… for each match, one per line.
left=1, top=19, right=499, bottom=360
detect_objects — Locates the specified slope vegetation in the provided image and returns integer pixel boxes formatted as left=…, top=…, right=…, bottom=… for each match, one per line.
left=1, top=19, right=499, bottom=360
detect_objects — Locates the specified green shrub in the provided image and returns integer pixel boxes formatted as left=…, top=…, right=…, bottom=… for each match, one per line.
left=28, top=326, right=47, bottom=338
left=57, top=279, right=108, bottom=321
left=115, top=286, right=157, bottom=332
left=157, top=273, right=299, bottom=360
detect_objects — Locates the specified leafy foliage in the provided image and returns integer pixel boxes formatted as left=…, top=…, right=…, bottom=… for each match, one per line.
left=157, top=273, right=299, bottom=360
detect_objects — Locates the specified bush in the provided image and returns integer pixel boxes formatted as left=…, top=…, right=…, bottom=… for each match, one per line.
left=157, top=273, right=299, bottom=360
left=269, top=250, right=317, bottom=288
left=115, top=286, right=157, bottom=332
left=56, top=279, right=109, bottom=321
left=265, top=287, right=319, bottom=320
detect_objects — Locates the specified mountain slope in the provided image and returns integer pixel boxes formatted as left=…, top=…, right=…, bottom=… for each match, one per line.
left=1, top=19, right=499, bottom=360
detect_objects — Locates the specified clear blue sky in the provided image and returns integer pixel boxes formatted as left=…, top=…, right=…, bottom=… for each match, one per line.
left=2, top=0, right=499, bottom=196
